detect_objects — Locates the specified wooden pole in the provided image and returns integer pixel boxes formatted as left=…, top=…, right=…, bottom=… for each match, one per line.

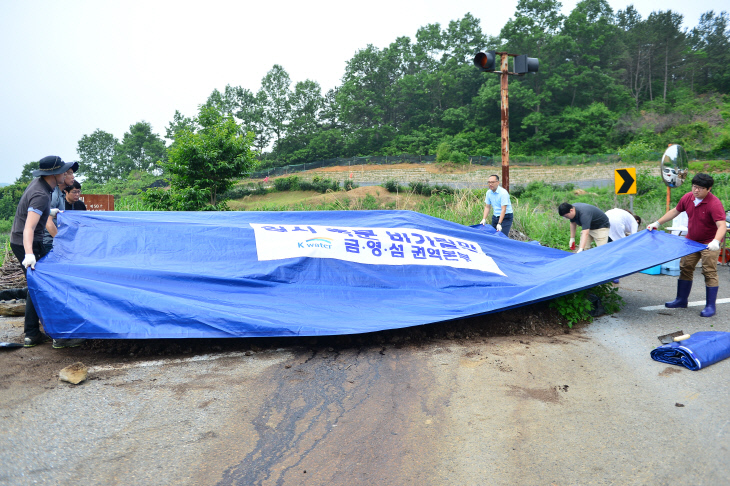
left=500, top=53, right=510, bottom=192
left=666, top=186, right=671, bottom=213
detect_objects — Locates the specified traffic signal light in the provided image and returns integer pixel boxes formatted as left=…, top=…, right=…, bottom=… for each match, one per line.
left=514, top=55, right=539, bottom=74
left=474, top=51, right=496, bottom=71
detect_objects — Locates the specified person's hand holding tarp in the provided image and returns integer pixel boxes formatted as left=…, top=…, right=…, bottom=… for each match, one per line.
left=651, top=331, right=730, bottom=370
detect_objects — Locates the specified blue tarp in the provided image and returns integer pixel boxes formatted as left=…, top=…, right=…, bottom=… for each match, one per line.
left=28, top=210, right=706, bottom=340
left=651, top=332, right=730, bottom=370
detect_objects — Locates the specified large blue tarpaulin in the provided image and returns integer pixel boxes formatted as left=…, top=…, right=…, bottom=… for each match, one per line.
left=28, top=210, right=706, bottom=340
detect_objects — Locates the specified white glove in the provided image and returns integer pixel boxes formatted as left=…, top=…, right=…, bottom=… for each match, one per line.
left=575, top=248, right=583, bottom=254
left=480, top=219, right=486, bottom=225
left=647, top=221, right=660, bottom=231
left=50, top=208, right=60, bottom=217
left=496, top=223, right=502, bottom=232
left=708, top=239, right=721, bottom=251
left=569, top=238, right=575, bottom=250
left=22, top=254, right=37, bottom=270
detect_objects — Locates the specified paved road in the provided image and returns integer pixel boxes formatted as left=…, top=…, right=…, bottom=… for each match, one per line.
left=0, top=268, right=728, bottom=485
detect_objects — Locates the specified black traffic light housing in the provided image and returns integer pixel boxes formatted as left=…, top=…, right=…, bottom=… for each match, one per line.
left=514, top=55, right=539, bottom=74
left=474, top=51, right=496, bottom=72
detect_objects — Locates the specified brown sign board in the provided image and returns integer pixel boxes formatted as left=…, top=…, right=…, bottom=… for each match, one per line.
left=79, top=194, right=115, bottom=211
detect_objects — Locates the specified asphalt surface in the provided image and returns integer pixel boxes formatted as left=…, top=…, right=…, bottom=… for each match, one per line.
left=0, top=266, right=728, bottom=485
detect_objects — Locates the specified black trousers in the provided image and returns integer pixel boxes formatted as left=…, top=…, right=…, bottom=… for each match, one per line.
left=10, top=241, right=49, bottom=338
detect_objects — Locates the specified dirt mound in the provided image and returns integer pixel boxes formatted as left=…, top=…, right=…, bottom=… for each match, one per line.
left=76, top=301, right=575, bottom=358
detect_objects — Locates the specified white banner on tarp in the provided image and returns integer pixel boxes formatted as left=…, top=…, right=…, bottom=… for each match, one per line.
left=250, top=223, right=506, bottom=276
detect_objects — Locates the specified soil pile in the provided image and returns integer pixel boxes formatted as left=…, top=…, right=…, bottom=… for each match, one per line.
left=80, top=302, right=575, bottom=358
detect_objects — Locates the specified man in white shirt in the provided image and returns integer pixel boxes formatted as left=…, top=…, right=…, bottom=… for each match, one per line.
left=605, top=208, right=641, bottom=242
left=480, top=175, right=513, bottom=237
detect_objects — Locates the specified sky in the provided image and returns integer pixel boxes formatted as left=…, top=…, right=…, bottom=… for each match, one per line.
left=0, top=0, right=726, bottom=184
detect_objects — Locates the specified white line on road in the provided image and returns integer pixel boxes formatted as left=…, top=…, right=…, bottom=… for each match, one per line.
left=640, top=298, right=730, bottom=311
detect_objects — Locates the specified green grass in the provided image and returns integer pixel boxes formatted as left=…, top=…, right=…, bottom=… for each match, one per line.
left=115, top=196, right=158, bottom=211
left=688, top=160, right=730, bottom=173
left=227, top=190, right=321, bottom=210
left=97, top=167, right=727, bottom=253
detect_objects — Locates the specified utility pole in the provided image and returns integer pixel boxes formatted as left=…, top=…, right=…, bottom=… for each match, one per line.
left=499, top=53, right=510, bottom=191
left=474, top=51, right=538, bottom=192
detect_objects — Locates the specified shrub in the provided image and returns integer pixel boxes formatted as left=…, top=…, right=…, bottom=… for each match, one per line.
left=383, top=179, right=408, bottom=193
left=274, top=175, right=300, bottom=192
left=222, top=182, right=268, bottom=200
left=618, top=141, right=654, bottom=163
left=298, top=177, right=340, bottom=193
left=436, top=142, right=452, bottom=163
left=450, top=151, right=469, bottom=164
left=549, top=283, right=624, bottom=328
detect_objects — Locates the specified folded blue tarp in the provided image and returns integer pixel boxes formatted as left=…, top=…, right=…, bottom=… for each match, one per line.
left=651, top=332, right=730, bottom=370
left=28, top=210, right=706, bottom=339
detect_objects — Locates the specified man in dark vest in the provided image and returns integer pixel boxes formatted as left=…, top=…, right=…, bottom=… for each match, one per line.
left=10, top=156, right=76, bottom=347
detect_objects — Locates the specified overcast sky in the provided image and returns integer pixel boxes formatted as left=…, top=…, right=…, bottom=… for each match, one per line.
left=0, top=0, right=726, bottom=183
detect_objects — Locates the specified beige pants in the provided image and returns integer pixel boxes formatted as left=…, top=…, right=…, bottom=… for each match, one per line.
left=585, top=227, right=609, bottom=249
left=679, top=248, right=720, bottom=287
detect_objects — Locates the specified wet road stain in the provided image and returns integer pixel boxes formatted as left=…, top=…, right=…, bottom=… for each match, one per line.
left=214, top=346, right=450, bottom=485
left=659, top=367, right=682, bottom=376
left=505, top=385, right=566, bottom=404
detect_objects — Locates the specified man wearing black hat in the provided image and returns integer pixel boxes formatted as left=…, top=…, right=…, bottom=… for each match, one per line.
left=42, top=161, right=79, bottom=254
left=10, top=156, right=76, bottom=347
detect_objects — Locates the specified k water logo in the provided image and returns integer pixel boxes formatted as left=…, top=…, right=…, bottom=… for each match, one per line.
left=298, top=238, right=333, bottom=249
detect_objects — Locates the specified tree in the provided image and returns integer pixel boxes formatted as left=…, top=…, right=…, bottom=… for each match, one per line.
left=224, top=85, right=270, bottom=153
left=645, top=10, right=686, bottom=103
left=500, top=0, right=565, bottom=146
left=76, top=129, right=121, bottom=183
left=117, top=121, right=167, bottom=174
left=559, top=0, right=625, bottom=110
left=287, top=80, right=323, bottom=138
left=16, top=161, right=38, bottom=184
left=617, top=6, right=649, bottom=110
left=442, top=13, right=488, bottom=64
left=144, top=105, right=257, bottom=210
left=260, top=65, right=292, bottom=146
left=272, top=80, right=325, bottom=162
left=689, top=11, right=730, bottom=93
left=165, top=110, right=198, bottom=145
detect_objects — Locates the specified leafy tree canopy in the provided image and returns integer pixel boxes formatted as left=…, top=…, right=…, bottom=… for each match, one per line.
left=143, top=105, right=257, bottom=210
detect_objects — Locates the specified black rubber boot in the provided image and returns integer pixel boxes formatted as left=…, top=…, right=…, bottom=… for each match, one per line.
left=700, top=286, right=719, bottom=317
left=665, top=279, right=692, bottom=308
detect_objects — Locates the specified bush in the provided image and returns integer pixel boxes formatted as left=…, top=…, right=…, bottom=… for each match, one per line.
left=549, top=283, right=624, bottom=328
left=383, top=179, right=408, bottom=193
left=273, top=175, right=341, bottom=193
left=450, top=151, right=469, bottom=164
left=618, top=141, right=654, bottom=163
left=343, top=180, right=359, bottom=191
left=298, top=176, right=340, bottom=193
left=274, top=175, right=300, bottom=192
left=435, top=142, right=452, bottom=163
left=405, top=181, right=455, bottom=197
left=222, top=182, right=268, bottom=200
